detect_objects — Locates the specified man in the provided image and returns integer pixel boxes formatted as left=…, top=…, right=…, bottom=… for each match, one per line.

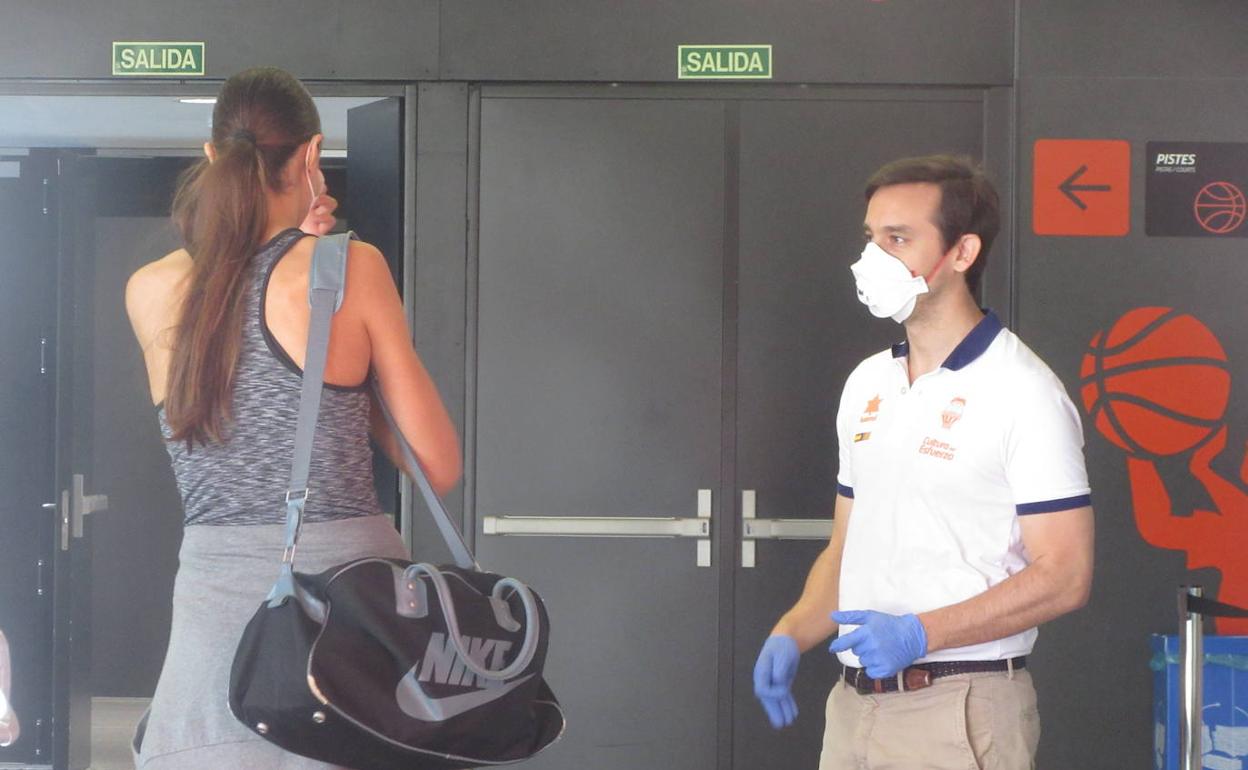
left=753, top=155, right=1094, bottom=769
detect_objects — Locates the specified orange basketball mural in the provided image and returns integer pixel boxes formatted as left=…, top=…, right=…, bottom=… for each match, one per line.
left=1081, top=307, right=1246, bottom=633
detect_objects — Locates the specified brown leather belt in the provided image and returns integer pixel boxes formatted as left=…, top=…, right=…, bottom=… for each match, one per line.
left=844, top=657, right=1027, bottom=695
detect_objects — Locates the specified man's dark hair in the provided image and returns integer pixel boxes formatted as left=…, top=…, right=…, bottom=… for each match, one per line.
left=864, top=155, right=1000, bottom=295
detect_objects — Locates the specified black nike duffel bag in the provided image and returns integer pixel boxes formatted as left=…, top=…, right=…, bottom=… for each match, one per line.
left=227, top=234, right=564, bottom=769
left=229, top=558, right=563, bottom=769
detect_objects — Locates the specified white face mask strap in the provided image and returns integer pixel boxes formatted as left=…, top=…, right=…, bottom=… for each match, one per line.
left=304, top=137, right=322, bottom=219
left=305, top=140, right=316, bottom=199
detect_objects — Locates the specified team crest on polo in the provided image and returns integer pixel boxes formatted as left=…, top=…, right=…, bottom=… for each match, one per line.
left=860, top=395, right=883, bottom=423
left=941, top=397, right=967, bottom=429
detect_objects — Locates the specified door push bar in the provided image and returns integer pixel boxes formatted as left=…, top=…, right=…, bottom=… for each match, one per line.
left=481, top=489, right=713, bottom=567
left=45, top=474, right=109, bottom=551
left=740, top=490, right=833, bottom=568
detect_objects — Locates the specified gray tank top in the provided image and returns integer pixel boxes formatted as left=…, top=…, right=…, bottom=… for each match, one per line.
left=159, top=228, right=383, bottom=526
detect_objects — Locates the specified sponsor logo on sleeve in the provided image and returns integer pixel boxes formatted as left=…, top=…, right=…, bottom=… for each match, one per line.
left=860, top=395, right=883, bottom=423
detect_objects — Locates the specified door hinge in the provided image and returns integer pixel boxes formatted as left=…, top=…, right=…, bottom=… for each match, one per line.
left=33, top=717, right=45, bottom=757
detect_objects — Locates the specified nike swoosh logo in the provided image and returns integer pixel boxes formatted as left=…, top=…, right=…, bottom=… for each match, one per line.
left=395, top=672, right=534, bottom=722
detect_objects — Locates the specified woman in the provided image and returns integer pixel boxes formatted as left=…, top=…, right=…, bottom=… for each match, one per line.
left=125, top=67, right=461, bottom=769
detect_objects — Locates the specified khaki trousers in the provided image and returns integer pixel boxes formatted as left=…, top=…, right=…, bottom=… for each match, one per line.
left=818, top=670, right=1040, bottom=770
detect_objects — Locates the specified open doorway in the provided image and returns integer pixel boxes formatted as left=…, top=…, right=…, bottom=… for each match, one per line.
left=0, top=88, right=405, bottom=770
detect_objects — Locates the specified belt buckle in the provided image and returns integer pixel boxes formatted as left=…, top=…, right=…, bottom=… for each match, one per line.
left=849, top=668, right=886, bottom=695
left=850, top=666, right=933, bottom=695
left=850, top=668, right=870, bottom=695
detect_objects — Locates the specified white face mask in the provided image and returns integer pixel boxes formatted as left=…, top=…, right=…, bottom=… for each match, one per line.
left=850, top=241, right=930, bottom=323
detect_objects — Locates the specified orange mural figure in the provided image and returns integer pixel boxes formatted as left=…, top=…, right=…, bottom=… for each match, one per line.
left=1080, top=306, right=1247, bottom=634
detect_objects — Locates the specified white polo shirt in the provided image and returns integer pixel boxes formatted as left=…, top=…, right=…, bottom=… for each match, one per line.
left=834, top=311, right=1090, bottom=666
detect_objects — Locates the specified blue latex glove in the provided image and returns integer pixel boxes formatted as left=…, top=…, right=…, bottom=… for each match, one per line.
left=752, top=635, right=800, bottom=729
left=828, top=610, right=928, bottom=680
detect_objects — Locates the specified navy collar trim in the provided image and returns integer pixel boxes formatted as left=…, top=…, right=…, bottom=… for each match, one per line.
left=890, top=310, right=1005, bottom=371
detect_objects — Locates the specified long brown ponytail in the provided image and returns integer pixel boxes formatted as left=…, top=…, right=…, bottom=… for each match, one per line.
left=165, top=67, right=320, bottom=447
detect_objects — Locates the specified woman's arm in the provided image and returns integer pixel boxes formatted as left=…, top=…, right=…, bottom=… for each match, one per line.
left=347, top=240, right=462, bottom=495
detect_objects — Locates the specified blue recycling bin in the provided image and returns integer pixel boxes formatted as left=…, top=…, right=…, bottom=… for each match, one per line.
left=1151, top=634, right=1248, bottom=770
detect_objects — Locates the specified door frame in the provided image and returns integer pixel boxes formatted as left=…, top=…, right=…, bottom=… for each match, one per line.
left=459, top=81, right=1017, bottom=770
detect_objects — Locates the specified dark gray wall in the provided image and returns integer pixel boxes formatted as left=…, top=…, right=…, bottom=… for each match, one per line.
left=438, top=1, right=1011, bottom=84
left=1017, top=2, right=1248, bottom=768
left=0, top=1, right=1011, bottom=85
left=0, top=0, right=438, bottom=79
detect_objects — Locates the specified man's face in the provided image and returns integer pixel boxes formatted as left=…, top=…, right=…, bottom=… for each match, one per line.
left=862, top=182, right=949, bottom=282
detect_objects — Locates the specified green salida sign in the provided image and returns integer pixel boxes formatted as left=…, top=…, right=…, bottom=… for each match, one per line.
left=678, top=45, right=772, bottom=80
left=112, top=42, right=205, bottom=76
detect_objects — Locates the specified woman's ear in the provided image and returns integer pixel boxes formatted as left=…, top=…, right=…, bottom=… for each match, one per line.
left=305, top=133, right=324, bottom=172
left=203, top=142, right=216, bottom=163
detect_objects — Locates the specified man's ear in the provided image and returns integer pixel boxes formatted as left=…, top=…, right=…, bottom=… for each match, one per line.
left=951, top=234, right=982, bottom=275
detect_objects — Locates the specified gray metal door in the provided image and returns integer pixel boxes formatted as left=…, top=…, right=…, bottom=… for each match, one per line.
left=731, top=96, right=986, bottom=769
left=467, top=88, right=994, bottom=770
left=472, top=96, right=726, bottom=770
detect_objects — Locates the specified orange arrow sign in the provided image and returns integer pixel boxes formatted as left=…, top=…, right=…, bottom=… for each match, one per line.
left=1033, top=139, right=1130, bottom=236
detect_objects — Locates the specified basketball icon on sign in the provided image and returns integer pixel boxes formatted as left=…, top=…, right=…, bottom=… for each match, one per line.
left=1193, top=181, right=1246, bottom=234
left=1081, top=307, right=1230, bottom=457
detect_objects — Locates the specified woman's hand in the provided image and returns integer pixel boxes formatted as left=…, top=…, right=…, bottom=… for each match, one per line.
left=300, top=192, right=339, bottom=236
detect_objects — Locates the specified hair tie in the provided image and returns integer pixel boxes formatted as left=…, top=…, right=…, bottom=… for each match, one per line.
left=231, top=128, right=257, bottom=145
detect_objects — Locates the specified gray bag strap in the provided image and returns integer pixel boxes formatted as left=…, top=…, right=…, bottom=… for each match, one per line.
left=267, top=232, right=475, bottom=607
left=370, top=385, right=478, bottom=570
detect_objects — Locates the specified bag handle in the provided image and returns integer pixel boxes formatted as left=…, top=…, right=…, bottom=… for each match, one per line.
left=267, top=233, right=476, bottom=607
left=406, top=563, right=539, bottom=681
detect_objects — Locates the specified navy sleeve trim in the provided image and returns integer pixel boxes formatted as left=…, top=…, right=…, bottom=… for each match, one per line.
left=837, top=484, right=855, bottom=499
left=1016, top=494, right=1091, bottom=516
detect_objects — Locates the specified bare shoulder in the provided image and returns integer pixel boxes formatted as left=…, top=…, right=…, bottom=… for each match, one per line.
left=125, top=248, right=192, bottom=349
left=345, top=239, right=393, bottom=288
left=127, top=248, right=192, bottom=299
left=342, top=239, right=400, bottom=311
